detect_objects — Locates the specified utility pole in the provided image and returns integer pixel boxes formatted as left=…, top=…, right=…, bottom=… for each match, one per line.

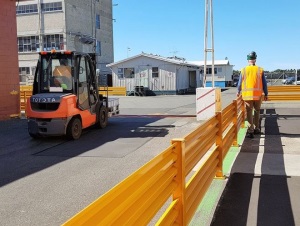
left=203, top=0, right=215, bottom=87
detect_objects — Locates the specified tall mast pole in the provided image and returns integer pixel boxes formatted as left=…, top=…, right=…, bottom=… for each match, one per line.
left=38, top=0, right=43, bottom=51
left=204, top=0, right=215, bottom=87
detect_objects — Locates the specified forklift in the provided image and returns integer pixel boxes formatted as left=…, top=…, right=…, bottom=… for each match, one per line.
left=26, top=50, right=119, bottom=140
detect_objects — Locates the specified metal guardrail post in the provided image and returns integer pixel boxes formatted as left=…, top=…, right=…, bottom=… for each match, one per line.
left=215, top=112, right=224, bottom=178
left=241, top=97, right=246, bottom=128
left=232, top=99, right=239, bottom=147
left=171, top=138, right=187, bottom=225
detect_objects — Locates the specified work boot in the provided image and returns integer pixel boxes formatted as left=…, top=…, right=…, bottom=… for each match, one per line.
left=247, top=132, right=254, bottom=138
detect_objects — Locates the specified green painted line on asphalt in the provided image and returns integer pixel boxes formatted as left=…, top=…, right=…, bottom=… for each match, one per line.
left=189, top=126, right=248, bottom=226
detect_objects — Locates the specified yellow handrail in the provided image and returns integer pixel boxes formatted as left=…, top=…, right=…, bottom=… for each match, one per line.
left=63, top=144, right=179, bottom=225
left=267, top=85, right=300, bottom=101
left=62, top=96, right=246, bottom=226
left=99, top=86, right=127, bottom=96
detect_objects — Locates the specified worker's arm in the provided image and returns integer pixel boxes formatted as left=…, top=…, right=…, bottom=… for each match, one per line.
left=262, top=71, right=268, bottom=101
left=236, top=73, right=242, bottom=97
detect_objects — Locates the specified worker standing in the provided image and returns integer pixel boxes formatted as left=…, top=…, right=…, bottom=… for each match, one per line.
left=237, top=51, right=268, bottom=138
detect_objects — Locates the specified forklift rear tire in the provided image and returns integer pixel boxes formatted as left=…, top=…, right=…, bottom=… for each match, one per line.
left=66, top=117, right=82, bottom=140
left=98, top=105, right=108, bottom=129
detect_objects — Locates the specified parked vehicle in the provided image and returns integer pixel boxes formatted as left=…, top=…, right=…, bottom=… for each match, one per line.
left=26, top=50, right=119, bottom=139
left=283, top=76, right=300, bottom=85
left=284, top=77, right=295, bottom=84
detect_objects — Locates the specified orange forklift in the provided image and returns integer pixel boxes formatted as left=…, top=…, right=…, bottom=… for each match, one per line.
left=26, top=50, right=119, bottom=140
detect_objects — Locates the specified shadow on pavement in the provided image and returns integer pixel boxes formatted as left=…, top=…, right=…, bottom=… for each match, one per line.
left=211, top=108, right=298, bottom=226
left=0, top=116, right=175, bottom=187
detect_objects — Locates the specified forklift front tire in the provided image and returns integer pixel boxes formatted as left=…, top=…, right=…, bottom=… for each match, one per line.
left=66, top=117, right=82, bottom=140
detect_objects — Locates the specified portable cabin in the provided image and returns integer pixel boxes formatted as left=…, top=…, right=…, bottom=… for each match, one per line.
left=107, top=53, right=203, bottom=95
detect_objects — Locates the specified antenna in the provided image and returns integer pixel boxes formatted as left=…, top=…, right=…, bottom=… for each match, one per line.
left=127, top=47, right=131, bottom=57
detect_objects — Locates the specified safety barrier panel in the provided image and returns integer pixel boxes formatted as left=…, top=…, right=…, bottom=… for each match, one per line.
left=268, top=85, right=300, bottom=101
left=99, top=86, right=127, bottom=96
left=20, top=85, right=33, bottom=91
left=62, top=96, right=246, bottom=226
left=20, top=86, right=32, bottom=113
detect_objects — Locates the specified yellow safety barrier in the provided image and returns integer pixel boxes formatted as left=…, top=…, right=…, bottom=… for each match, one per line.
left=20, top=86, right=32, bottom=113
left=267, top=85, right=300, bottom=101
left=62, top=96, right=246, bottom=226
left=99, top=86, right=127, bottom=96
left=20, top=85, right=33, bottom=91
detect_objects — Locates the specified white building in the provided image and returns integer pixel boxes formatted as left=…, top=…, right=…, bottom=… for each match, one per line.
left=16, top=0, right=114, bottom=84
left=107, top=53, right=203, bottom=95
left=107, top=54, right=234, bottom=95
left=188, top=60, right=234, bottom=87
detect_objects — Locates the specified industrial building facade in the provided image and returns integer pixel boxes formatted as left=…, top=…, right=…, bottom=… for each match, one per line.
left=16, top=0, right=114, bottom=85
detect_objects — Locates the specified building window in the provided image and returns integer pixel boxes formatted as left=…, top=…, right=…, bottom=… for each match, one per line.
left=206, top=68, right=218, bottom=74
left=152, top=67, right=159, bottom=78
left=19, top=67, right=30, bottom=75
left=96, top=40, right=101, bottom=55
left=43, top=34, right=64, bottom=51
left=124, top=68, right=135, bottom=78
left=218, top=68, right=222, bottom=73
left=41, top=2, right=62, bottom=12
left=16, top=4, right=38, bottom=14
left=117, top=68, right=124, bottom=79
left=18, top=36, right=40, bottom=52
left=96, top=14, right=100, bottom=29
left=206, top=68, right=212, bottom=74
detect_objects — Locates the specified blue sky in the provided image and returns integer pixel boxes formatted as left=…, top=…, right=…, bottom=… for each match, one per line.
left=112, top=0, right=300, bottom=71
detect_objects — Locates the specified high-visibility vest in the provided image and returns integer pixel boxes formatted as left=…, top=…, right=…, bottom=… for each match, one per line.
left=240, top=65, right=264, bottom=100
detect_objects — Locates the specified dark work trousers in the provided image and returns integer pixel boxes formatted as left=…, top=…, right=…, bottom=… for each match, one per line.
left=245, top=97, right=262, bottom=133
